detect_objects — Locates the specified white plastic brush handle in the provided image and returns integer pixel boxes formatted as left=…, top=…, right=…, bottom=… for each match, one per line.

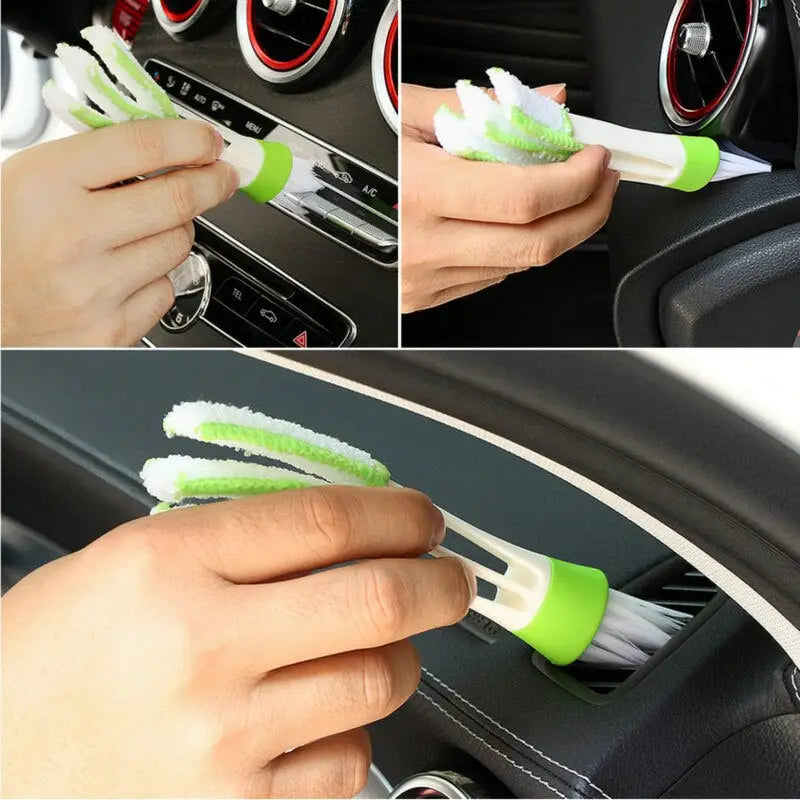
left=569, top=113, right=687, bottom=187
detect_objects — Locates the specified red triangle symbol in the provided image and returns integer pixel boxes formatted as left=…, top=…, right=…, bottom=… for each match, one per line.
left=292, top=330, right=308, bottom=348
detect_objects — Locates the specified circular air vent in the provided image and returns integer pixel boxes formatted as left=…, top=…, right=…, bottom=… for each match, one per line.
left=152, top=0, right=234, bottom=39
left=659, top=0, right=758, bottom=129
left=236, top=0, right=382, bottom=90
left=371, top=0, right=398, bottom=132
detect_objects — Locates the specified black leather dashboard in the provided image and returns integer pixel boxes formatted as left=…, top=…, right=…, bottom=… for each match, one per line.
left=583, top=0, right=800, bottom=346
left=2, top=350, right=799, bottom=798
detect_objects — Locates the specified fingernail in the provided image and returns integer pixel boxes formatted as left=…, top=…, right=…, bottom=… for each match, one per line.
left=537, top=82, right=567, bottom=96
left=213, top=128, right=226, bottom=159
left=226, top=164, right=241, bottom=199
left=431, top=505, right=446, bottom=547
left=613, top=170, right=621, bottom=188
left=603, top=148, right=612, bottom=170
left=462, top=561, right=478, bottom=602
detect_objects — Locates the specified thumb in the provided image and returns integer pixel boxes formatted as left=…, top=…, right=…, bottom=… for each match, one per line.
left=536, top=83, right=567, bottom=104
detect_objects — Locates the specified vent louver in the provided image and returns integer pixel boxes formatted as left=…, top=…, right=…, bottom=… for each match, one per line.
left=246, top=0, right=337, bottom=70
left=566, top=559, right=720, bottom=695
left=668, top=0, right=752, bottom=120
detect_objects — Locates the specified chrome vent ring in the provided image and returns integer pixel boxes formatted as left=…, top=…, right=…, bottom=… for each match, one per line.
left=659, top=0, right=759, bottom=130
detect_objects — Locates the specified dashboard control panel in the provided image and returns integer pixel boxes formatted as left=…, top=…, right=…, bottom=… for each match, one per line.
left=146, top=58, right=398, bottom=268
left=155, top=217, right=355, bottom=347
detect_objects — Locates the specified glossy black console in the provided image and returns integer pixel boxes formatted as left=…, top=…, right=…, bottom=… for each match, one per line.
left=132, top=10, right=397, bottom=346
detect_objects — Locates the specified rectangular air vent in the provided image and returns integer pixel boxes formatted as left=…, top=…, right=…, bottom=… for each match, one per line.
left=563, top=559, right=720, bottom=695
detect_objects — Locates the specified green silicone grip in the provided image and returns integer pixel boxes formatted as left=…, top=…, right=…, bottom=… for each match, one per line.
left=240, top=140, right=294, bottom=203
left=668, top=136, right=720, bottom=192
left=512, top=558, right=609, bottom=665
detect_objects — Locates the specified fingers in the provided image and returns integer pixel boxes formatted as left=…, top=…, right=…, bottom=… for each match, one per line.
left=417, top=142, right=610, bottom=223
left=62, top=119, right=225, bottom=189
left=252, top=640, right=419, bottom=754
left=147, top=486, right=444, bottom=583
left=119, top=276, right=175, bottom=345
left=265, top=728, right=371, bottom=799
left=92, top=160, right=238, bottom=247
left=402, top=82, right=566, bottom=140
left=433, top=169, right=619, bottom=269
left=236, top=556, right=473, bottom=668
left=109, top=222, right=195, bottom=299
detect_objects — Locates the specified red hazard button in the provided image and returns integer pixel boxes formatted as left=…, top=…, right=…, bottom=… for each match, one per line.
left=292, top=330, right=308, bottom=348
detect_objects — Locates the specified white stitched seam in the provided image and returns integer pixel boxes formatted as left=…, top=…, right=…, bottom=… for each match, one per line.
left=791, top=667, right=800, bottom=705
left=422, top=667, right=610, bottom=798
left=789, top=0, right=800, bottom=29
left=417, top=689, right=568, bottom=799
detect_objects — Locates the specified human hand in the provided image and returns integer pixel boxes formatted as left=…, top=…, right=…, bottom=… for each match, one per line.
left=0, top=119, right=239, bottom=347
left=1, top=487, right=473, bottom=798
left=401, top=83, right=620, bottom=312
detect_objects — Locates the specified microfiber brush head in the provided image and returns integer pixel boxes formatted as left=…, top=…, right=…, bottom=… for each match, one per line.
left=162, top=401, right=391, bottom=486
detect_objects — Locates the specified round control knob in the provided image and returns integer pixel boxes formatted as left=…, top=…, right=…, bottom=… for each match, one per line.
left=677, top=21, right=711, bottom=57
left=161, top=251, right=212, bottom=333
left=391, top=772, right=487, bottom=799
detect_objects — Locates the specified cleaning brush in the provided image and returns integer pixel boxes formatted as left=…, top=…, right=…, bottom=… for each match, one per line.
left=42, top=26, right=319, bottom=202
left=435, top=67, right=771, bottom=192
left=141, top=401, right=690, bottom=669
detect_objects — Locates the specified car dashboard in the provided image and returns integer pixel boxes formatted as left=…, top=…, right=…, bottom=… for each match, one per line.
left=126, top=0, right=398, bottom=348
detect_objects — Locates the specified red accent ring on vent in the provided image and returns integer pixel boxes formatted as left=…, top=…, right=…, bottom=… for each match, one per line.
left=666, top=0, right=752, bottom=120
left=112, top=0, right=150, bottom=41
left=159, top=0, right=204, bottom=22
left=246, top=0, right=337, bottom=71
left=384, top=13, right=397, bottom=108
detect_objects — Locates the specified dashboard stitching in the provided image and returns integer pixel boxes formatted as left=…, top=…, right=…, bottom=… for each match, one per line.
left=422, top=667, right=610, bottom=798
left=417, top=689, right=569, bottom=799
left=789, top=0, right=800, bottom=29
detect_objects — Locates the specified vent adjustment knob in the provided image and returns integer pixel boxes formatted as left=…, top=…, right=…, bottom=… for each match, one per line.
left=261, top=0, right=296, bottom=15
left=678, top=21, right=712, bottom=57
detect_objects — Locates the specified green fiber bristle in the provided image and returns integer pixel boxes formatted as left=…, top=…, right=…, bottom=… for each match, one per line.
left=195, top=422, right=391, bottom=487
left=176, top=474, right=318, bottom=498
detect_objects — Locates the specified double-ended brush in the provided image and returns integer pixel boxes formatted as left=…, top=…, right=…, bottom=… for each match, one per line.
left=434, top=67, right=771, bottom=192
left=141, top=401, right=691, bottom=669
left=42, top=26, right=318, bottom=203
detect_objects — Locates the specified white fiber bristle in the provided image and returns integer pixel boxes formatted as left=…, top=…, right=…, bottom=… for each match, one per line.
left=455, top=81, right=563, bottom=163
left=712, top=151, right=772, bottom=182
left=579, top=589, right=691, bottom=668
left=140, top=455, right=324, bottom=503
left=487, top=67, right=566, bottom=132
left=41, top=80, right=91, bottom=132
left=163, top=401, right=383, bottom=485
left=55, top=44, right=132, bottom=122
left=284, top=156, right=322, bottom=196
left=434, top=106, right=550, bottom=166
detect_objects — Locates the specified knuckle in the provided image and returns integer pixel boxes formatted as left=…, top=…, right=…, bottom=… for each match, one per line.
left=505, top=183, right=540, bottom=223
left=128, top=121, right=166, bottom=164
left=359, top=649, right=397, bottom=715
left=169, top=223, right=195, bottom=262
left=294, top=489, right=354, bottom=560
left=164, top=173, right=197, bottom=223
left=357, top=564, right=408, bottom=638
